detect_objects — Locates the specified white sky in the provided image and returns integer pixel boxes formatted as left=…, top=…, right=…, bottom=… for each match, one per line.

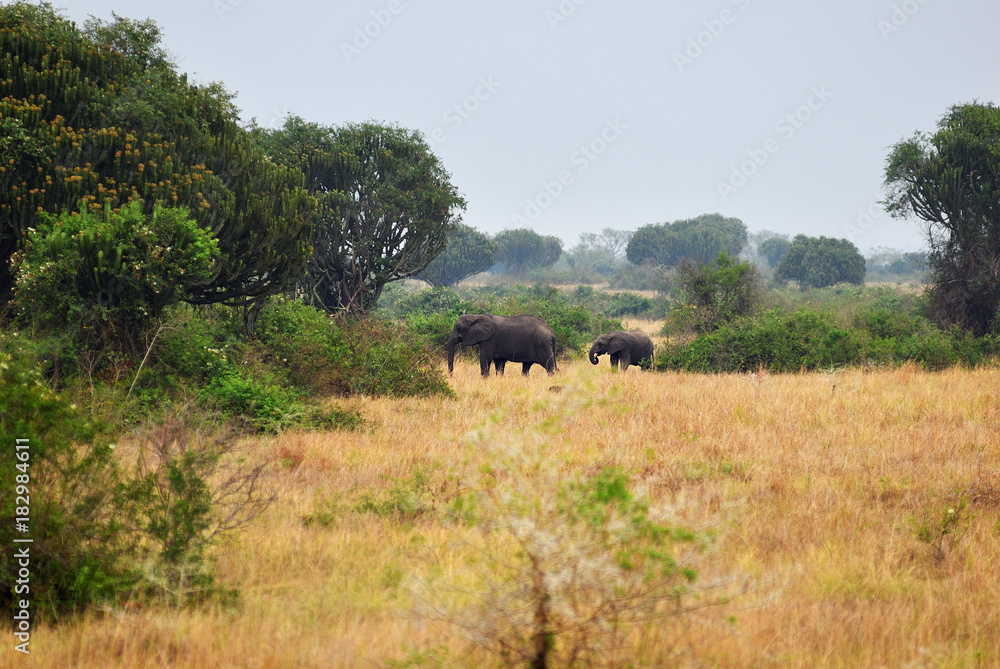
left=53, top=0, right=1000, bottom=253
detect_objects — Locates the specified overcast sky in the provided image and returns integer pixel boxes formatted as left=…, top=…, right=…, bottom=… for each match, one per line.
left=53, top=0, right=1000, bottom=253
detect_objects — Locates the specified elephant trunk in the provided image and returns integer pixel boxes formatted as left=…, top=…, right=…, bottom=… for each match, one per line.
left=447, top=335, right=459, bottom=374
left=589, top=343, right=600, bottom=365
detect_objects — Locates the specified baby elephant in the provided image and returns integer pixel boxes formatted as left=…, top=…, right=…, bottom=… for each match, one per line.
left=589, top=330, right=654, bottom=371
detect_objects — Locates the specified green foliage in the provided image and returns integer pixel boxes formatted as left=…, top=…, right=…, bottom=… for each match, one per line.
left=656, top=306, right=1000, bottom=373
left=910, top=494, right=969, bottom=563
left=0, top=346, right=137, bottom=618
left=494, top=228, right=563, bottom=274
left=254, top=299, right=453, bottom=398
left=865, top=248, right=928, bottom=283
left=11, top=204, right=219, bottom=344
left=416, top=223, right=497, bottom=287
left=775, top=235, right=866, bottom=288
left=203, top=370, right=305, bottom=433
left=672, top=253, right=763, bottom=334
left=380, top=284, right=625, bottom=357
left=411, top=406, right=721, bottom=668
left=883, top=102, right=1000, bottom=334
left=626, top=213, right=747, bottom=267
left=0, top=2, right=315, bottom=309
left=115, top=417, right=273, bottom=605
left=353, top=467, right=436, bottom=521
left=257, top=116, right=466, bottom=315
left=758, top=236, right=791, bottom=267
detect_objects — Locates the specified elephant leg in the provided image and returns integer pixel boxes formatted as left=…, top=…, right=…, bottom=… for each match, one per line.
left=479, top=349, right=492, bottom=377
left=610, top=353, right=620, bottom=369
left=495, top=359, right=507, bottom=376
left=621, top=353, right=632, bottom=371
left=521, top=361, right=533, bottom=376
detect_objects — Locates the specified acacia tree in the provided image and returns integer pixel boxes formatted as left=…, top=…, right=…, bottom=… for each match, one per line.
left=775, top=235, right=866, bottom=288
left=494, top=228, right=562, bottom=274
left=884, top=102, right=1000, bottom=334
left=416, top=223, right=496, bottom=287
left=0, top=5, right=315, bottom=314
left=258, top=116, right=466, bottom=315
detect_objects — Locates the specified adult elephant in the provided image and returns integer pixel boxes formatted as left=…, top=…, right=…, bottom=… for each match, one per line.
left=589, top=330, right=654, bottom=371
left=447, top=314, right=558, bottom=377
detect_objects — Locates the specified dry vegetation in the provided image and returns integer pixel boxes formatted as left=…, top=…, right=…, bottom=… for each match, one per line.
left=20, top=361, right=1000, bottom=668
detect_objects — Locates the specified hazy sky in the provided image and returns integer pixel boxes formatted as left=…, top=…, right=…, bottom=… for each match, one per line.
left=53, top=0, right=1000, bottom=253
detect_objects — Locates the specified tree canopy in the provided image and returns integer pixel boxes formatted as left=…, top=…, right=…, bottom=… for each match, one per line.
left=256, top=116, right=466, bottom=315
left=758, top=236, right=792, bottom=267
left=775, top=235, right=866, bottom=288
left=416, top=223, right=496, bottom=287
left=494, top=228, right=563, bottom=274
left=625, top=213, right=747, bottom=267
left=883, top=102, right=1000, bottom=334
left=0, top=3, right=315, bottom=310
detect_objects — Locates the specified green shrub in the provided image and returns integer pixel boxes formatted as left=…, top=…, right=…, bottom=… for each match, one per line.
left=116, top=417, right=273, bottom=605
left=11, top=204, right=219, bottom=347
left=657, top=309, right=864, bottom=372
left=203, top=370, right=305, bottom=433
left=657, top=306, right=1000, bottom=373
left=0, top=347, right=138, bottom=619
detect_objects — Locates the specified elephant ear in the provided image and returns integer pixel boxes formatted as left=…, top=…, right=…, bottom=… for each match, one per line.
left=606, top=332, right=627, bottom=355
left=466, top=316, right=496, bottom=344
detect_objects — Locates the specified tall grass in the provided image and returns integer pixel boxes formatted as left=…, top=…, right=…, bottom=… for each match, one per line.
left=26, top=361, right=1000, bottom=667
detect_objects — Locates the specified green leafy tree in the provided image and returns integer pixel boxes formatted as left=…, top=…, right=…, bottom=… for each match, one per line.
left=626, top=213, right=747, bottom=267
left=494, top=228, right=562, bottom=274
left=11, top=204, right=219, bottom=350
left=676, top=252, right=763, bottom=333
left=416, top=223, right=497, bottom=287
left=0, top=3, right=315, bottom=313
left=775, top=235, right=866, bottom=288
left=256, top=116, right=466, bottom=315
left=883, top=102, right=1000, bottom=334
left=758, top=236, right=791, bottom=267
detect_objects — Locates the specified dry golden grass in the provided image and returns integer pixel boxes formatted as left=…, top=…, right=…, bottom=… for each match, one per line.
left=19, top=362, right=1000, bottom=668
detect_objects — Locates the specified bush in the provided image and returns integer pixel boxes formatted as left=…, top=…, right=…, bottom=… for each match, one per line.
left=0, top=346, right=137, bottom=619
left=116, top=417, right=274, bottom=605
left=671, top=253, right=763, bottom=334
left=11, top=204, right=219, bottom=349
left=203, top=370, right=305, bottom=433
left=656, top=306, right=1000, bottom=373
left=657, top=309, right=863, bottom=372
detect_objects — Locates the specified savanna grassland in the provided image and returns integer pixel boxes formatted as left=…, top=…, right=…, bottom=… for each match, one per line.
left=16, top=359, right=1000, bottom=668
